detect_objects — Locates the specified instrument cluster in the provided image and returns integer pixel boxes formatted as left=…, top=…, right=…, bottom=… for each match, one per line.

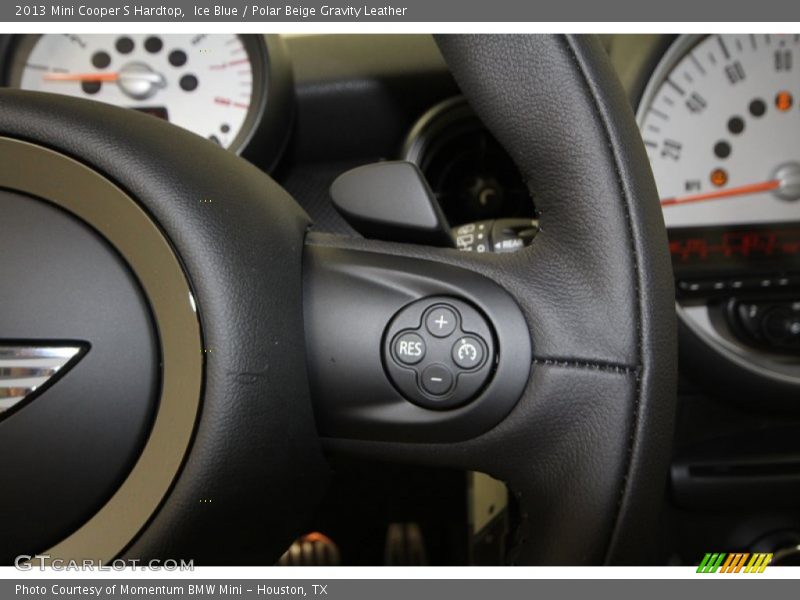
left=635, top=34, right=800, bottom=396
left=1, top=33, right=293, bottom=169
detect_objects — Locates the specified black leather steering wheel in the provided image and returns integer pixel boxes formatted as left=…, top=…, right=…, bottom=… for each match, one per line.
left=0, top=34, right=676, bottom=565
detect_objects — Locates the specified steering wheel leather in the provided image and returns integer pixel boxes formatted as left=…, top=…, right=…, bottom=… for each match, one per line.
left=314, top=35, right=677, bottom=565
left=438, top=35, right=677, bottom=564
left=0, top=34, right=675, bottom=565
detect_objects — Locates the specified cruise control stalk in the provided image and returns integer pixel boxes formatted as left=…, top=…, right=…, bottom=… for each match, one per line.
left=330, top=160, right=538, bottom=252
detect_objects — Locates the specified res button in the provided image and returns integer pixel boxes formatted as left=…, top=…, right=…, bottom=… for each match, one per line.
left=393, top=332, right=426, bottom=365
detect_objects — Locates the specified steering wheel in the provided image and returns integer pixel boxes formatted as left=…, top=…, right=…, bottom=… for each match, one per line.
left=0, top=35, right=676, bottom=565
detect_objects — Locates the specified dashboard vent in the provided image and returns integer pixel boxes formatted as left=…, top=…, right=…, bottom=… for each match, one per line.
left=401, top=96, right=534, bottom=227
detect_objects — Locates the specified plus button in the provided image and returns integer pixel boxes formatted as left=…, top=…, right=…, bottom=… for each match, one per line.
left=425, top=306, right=457, bottom=338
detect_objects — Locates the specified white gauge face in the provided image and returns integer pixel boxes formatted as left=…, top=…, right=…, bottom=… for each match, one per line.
left=638, top=34, right=800, bottom=228
left=13, top=34, right=258, bottom=151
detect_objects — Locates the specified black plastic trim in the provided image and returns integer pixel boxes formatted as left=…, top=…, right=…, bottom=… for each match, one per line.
left=303, top=244, right=532, bottom=443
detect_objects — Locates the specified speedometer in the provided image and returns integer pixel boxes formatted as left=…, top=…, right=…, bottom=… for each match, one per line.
left=638, top=34, right=800, bottom=285
left=639, top=34, right=799, bottom=228
left=638, top=33, right=800, bottom=291
left=637, top=34, right=800, bottom=391
left=7, top=34, right=267, bottom=153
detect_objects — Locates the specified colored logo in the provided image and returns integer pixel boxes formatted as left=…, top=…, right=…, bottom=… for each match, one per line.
left=697, top=552, right=773, bottom=573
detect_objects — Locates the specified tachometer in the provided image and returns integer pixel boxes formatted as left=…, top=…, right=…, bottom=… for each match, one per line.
left=7, top=34, right=267, bottom=153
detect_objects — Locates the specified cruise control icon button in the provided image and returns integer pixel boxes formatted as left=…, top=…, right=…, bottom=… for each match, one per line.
left=420, top=363, right=453, bottom=396
left=425, top=306, right=458, bottom=338
left=452, top=336, right=485, bottom=369
left=393, top=332, right=426, bottom=365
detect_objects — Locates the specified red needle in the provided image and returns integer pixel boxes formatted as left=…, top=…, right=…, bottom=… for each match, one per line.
left=43, top=72, right=120, bottom=82
left=661, top=179, right=781, bottom=207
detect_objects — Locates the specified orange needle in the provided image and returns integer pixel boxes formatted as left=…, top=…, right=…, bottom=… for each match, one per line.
left=661, top=179, right=782, bottom=207
left=43, top=72, right=119, bottom=82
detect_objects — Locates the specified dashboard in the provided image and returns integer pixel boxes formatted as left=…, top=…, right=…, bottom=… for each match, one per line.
left=0, top=33, right=797, bottom=404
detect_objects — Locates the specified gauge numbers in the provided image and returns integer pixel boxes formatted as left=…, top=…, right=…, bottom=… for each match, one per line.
left=12, top=34, right=260, bottom=152
left=638, top=34, right=800, bottom=228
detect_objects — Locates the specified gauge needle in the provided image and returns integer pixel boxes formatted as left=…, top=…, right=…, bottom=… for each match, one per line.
left=42, top=66, right=167, bottom=102
left=43, top=72, right=120, bottom=82
left=660, top=179, right=781, bottom=207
